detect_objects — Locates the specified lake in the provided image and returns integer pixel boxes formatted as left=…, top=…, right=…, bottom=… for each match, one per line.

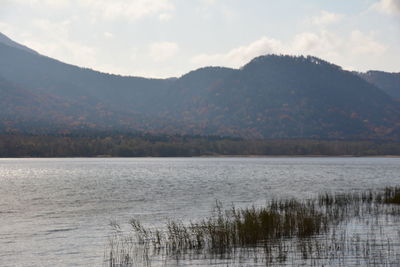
left=0, top=157, right=399, bottom=266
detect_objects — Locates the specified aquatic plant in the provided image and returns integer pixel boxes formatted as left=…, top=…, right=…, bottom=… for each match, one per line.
left=105, top=187, right=400, bottom=266
left=383, top=187, right=400, bottom=204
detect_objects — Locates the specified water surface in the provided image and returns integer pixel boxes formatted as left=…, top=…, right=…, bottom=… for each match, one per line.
left=0, top=157, right=399, bottom=266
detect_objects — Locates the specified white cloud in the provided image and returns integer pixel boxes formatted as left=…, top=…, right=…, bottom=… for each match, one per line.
left=192, top=37, right=283, bottom=67
left=8, top=0, right=175, bottom=20
left=191, top=30, right=387, bottom=70
left=130, top=47, right=138, bottom=61
left=349, top=30, right=387, bottom=55
left=27, top=38, right=98, bottom=67
left=9, top=0, right=70, bottom=8
left=32, top=19, right=71, bottom=38
left=149, top=41, right=179, bottom=62
left=103, top=32, right=114, bottom=39
left=78, top=0, right=175, bottom=21
left=372, top=0, right=400, bottom=16
left=159, top=13, right=173, bottom=22
left=311, top=11, right=343, bottom=25
left=20, top=19, right=99, bottom=69
left=0, top=22, right=12, bottom=35
left=290, top=31, right=342, bottom=58
left=291, top=30, right=386, bottom=59
left=200, top=0, right=217, bottom=6
left=221, top=6, right=237, bottom=22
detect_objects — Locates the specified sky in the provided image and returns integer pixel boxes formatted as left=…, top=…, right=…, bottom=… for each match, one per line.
left=0, top=0, right=399, bottom=78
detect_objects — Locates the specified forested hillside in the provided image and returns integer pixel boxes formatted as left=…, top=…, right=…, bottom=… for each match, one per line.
left=358, top=71, right=400, bottom=100
left=0, top=33, right=399, bottom=140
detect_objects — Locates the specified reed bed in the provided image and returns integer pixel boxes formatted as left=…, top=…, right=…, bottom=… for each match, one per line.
left=105, top=187, right=400, bottom=266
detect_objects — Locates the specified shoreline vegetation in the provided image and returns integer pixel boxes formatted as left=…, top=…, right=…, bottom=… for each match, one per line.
left=106, top=187, right=400, bottom=266
left=1, top=134, right=400, bottom=157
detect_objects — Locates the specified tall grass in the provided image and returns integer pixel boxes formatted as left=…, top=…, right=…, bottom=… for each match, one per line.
left=105, top=187, right=400, bottom=266
left=383, top=187, right=400, bottom=204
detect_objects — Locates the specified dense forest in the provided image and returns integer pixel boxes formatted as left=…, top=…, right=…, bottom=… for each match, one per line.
left=357, top=70, right=400, bottom=100
left=1, top=134, right=399, bottom=157
left=1, top=33, right=399, bottom=140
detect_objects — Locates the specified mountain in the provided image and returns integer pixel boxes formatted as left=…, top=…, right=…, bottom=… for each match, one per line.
left=0, top=75, right=63, bottom=132
left=0, top=75, right=149, bottom=134
left=357, top=71, right=400, bottom=100
left=0, top=32, right=38, bottom=55
left=0, top=33, right=399, bottom=139
left=160, top=56, right=400, bottom=139
left=0, top=40, right=179, bottom=134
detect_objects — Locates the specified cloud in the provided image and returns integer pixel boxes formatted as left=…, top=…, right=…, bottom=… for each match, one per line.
left=130, top=47, right=138, bottom=61
left=349, top=30, right=387, bottom=55
left=78, top=0, right=175, bottom=21
left=191, top=30, right=387, bottom=70
left=149, top=41, right=179, bottom=62
left=290, top=31, right=387, bottom=69
left=290, top=31, right=342, bottom=57
left=6, top=0, right=174, bottom=21
left=0, top=22, right=12, bottom=34
left=200, top=0, right=217, bottom=6
left=103, top=32, right=114, bottom=39
left=19, top=19, right=99, bottom=69
left=372, top=0, right=400, bottom=16
left=192, top=37, right=283, bottom=67
left=27, top=38, right=98, bottom=67
left=159, top=13, right=173, bottom=22
left=311, top=11, right=343, bottom=25
left=8, top=0, right=70, bottom=8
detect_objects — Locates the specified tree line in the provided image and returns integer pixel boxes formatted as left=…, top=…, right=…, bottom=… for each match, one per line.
left=0, top=134, right=399, bottom=157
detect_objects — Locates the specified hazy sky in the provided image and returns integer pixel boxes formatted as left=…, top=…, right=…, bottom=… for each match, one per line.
left=1, top=0, right=399, bottom=78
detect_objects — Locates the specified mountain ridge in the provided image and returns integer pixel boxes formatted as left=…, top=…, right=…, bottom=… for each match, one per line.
left=356, top=70, right=400, bottom=100
left=0, top=32, right=399, bottom=139
left=0, top=32, right=38, bottom=55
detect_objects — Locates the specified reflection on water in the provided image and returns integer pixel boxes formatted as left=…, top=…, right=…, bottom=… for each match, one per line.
left=0, top=157, right=399, bottom=266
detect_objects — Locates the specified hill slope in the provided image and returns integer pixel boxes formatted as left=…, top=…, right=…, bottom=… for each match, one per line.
left=0, top=33, right=399, bottom=139
left=0, top=75, right=150, bottom=133
left=160, top=56, right=399, bottom=138
left=358, top=71, right=400, bottom=100
left=0, top=32, right=38, bottom=54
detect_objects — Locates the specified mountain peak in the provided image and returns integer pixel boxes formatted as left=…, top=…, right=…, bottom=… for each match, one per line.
left=180, top=66, right=235, bottom=80
left=0, top=32, right=38, bottom=55
left=243, top=54, right=341, bottom=70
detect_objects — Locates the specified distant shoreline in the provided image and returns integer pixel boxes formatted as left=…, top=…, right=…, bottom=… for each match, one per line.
left=1, top=155, right=400, bottom=159
left=1, top=134, right=399, bottom=157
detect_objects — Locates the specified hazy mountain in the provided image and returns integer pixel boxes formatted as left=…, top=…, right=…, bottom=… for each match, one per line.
left=358, top=71, right=400, bottom=100
left=0, top=32, right=38, bottom=55
left=0, top=75, right=76, bottom=133
left=0, top=32, right=399, bottom=139
left=161, top=56, right=400, bottom=139
left=0, top=75, right=149, bottom=134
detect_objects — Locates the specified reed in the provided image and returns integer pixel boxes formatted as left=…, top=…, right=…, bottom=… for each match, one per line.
left=383, top=187, right=400, bottom=204
left=105, top=187, right=400, bottom=266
